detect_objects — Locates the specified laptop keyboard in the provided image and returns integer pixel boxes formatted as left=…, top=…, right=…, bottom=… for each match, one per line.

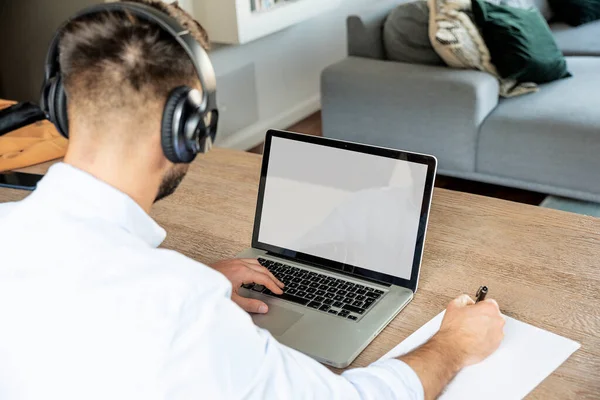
left=241, top=258, right=386, bottom=321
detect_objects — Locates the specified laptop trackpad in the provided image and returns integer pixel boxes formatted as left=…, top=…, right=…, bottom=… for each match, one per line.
left=252, top=304, right=304, bottom=337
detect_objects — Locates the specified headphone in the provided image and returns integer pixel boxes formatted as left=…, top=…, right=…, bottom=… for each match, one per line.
left=40, top=1, right=219, bottom=164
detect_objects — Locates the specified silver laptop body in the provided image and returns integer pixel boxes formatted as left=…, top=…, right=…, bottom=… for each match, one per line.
left=238, top=130, right=437, bottom=368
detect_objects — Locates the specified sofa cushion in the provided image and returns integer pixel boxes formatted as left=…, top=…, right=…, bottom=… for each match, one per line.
left=548, top=0, right=600, bottom=26
left=487, top=0, right=553, bottom=19
left=428, top=0, right=538, bottom=97
left=551, top=21, right=600, bottom=56
left=477, top=57, right=600, bottom=195
left=383, top=1, right=445, bottom=65
left=471, top=0, right=571, bottom=84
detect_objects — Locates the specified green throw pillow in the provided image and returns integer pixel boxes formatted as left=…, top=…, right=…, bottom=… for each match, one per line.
left=548, top=0, right=600, bottom=26
left=471, top=0, right=571, bottom=84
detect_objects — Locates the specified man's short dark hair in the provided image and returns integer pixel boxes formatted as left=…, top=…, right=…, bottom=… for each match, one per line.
left=59, top=0, right=210, bottom=120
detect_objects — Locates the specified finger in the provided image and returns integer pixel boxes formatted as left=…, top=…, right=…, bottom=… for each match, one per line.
left=481, top=298, right=501, bottom=313
left=449, top=294, right=475, bottom=309
left=232, top=293, right=269, bottom=314
left=244, top=262, right=285, bottom=288
left=247, top=270, right=284, bottom=294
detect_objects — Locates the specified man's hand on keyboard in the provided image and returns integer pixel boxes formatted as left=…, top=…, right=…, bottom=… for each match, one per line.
left=210, top=259, right=285, bottom=314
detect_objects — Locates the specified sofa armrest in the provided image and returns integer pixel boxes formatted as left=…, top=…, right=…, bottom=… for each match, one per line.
left=347, top=1, right=401, bottom=60
left=321, top=57, right=500, bottom=172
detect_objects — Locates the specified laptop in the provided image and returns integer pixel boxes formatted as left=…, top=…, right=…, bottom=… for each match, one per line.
left=237, top=130, right=437, bottom=368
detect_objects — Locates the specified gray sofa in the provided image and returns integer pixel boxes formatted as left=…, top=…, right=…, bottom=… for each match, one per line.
left=321, top=1, right=600, bottom=202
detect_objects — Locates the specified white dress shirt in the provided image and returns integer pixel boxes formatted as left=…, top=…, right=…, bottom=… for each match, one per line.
left=0, top=163, right=424, bottom=400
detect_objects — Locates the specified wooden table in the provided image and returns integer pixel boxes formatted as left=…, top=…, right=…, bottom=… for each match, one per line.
left=2, top=149, right=599, bottom=399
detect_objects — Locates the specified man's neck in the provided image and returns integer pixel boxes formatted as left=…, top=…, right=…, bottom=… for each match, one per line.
left=64, top=148, right=162, bottom=213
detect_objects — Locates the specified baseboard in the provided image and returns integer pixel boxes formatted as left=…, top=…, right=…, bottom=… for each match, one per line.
left=216, top=95, right=321, bottom=150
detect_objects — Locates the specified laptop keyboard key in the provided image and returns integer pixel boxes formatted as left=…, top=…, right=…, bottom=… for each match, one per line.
left=325, top=293, right=335, bottom=299
left=356, top=295, right=366, bottom=301
left=323, top=299, right=334, bottom=305
left=315, top=296, right=325, bottom=302
left=356, top=289, right=366, bottom=295
left=252, top=285, right=265, bottom=292
left=319, top=284, right=328, bottom=290
left=366, top=292, right=381, bottom=299
left=306, top=293, right=315, bottom=300
left=288, top=289, right=298, bottom=295
left=347, top=315, right=358, bottom=321
left=306, top=287, right=316, bottom=294
left=299, top=285, right=308, bottom=291
left=374, top=289, right=384, bottom=294
left=344, top=297, right=353, bottom=304
left=301, top=279, right=311, bottom=285
left=316, top=290, right=326, bottom=296
left=338, top=310, right=350, bottom=317
left=328, top=310, right=338, bottom=315
left=346, top=292, right=356, bottom=299
left=352, top=300, right=363, bottom=307
left=308, top=301, right=321, bottom=309
left=265, top=292, right=310, bottom=306
left=342, top=304, right=365, bottom=314
left=310, top=281, right=319, bottom=288
left=337, top=290, right=347, bottom=296
left=319, top=305, right=330, bottom=312
left=292, top=277, right=302, bottom=283
left=297, top=291, right=307, bottom=297
left=333, top=295, right=344, bottom=301
left=327, top=287, right=337, bottom=293
left=333, top=301, right=344, bottom=308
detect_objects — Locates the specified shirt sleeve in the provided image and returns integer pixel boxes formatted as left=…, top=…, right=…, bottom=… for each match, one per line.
left=162, top=287, right=425, bottom=400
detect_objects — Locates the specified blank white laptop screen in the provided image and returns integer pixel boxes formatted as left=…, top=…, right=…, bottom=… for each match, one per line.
left=258, top=136, right=428, bottom=281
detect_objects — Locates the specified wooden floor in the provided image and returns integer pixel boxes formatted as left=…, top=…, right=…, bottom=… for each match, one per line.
left=249, top=111, right=547, bottom=206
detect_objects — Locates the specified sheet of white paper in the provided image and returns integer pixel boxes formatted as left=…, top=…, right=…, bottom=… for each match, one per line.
left=380, top=311, right=580, bottom=399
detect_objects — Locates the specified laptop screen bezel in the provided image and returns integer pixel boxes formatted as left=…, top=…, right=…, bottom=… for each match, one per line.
left=251, top=130, right=437, bottom=292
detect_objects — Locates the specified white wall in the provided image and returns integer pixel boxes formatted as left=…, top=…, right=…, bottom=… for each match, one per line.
left=201, top=0, right=386, bottom=150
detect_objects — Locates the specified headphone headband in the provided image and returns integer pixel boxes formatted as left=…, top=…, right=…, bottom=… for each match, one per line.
left=44, top=1, right=217, bottom=112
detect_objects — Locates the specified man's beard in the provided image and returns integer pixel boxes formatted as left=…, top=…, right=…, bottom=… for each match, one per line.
left=154, top=164, right=190, bottom=203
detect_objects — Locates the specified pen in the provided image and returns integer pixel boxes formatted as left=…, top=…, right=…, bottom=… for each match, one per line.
left=475, top=286, right=488, bottom=303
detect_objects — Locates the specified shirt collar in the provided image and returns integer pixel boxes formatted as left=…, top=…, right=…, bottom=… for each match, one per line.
left=35, top=162, right=167, bottom=247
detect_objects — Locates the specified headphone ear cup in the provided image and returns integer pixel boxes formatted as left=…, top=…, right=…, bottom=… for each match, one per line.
left=54, top=77, right=69, bottom=138
left=161, top=86, right=194, bottom=163
left=44, top=75, right=69, bottom=138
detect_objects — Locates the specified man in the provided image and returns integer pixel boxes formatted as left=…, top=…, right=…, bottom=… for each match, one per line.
left=0, top=1, right=505, bottom=399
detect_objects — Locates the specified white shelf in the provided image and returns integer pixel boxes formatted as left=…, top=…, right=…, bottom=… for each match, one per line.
left=193, top=0, right=342, bottom=45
